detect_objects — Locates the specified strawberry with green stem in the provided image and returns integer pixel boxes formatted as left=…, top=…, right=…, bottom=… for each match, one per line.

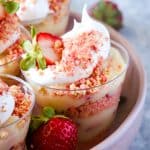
left=20, top=26, right=47, bottom=71
left=20, top=27, right=64, bottom=70
left=27, top=107, right=78, bottom=150
left=92, top=0, right=123, bottom=30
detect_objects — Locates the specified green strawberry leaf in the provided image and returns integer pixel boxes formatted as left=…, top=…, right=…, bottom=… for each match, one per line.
left=36, top=48, right=46, bottom=69
left=30, top=115, right=48, bottom=133
left=20, top=26, right=47, bottom=71
left=20, top=55, right=36, bottom=71
left=0, top=0, right=5, bottom=4
left=93, top=8, right=103, bottom=20
left=21, top=40, right=33, bottom=52
left=4, top=1, right=19, bottom=14
left=92, top=0, right=123, bottom=30
left=42, top=107, right=55, bottom=118
left=29, top=107, right=56, bottom=133
left=37, top=55, right=47, bottom=70
left=97, top=0, right=106, bottom=13
left=31, top=26, right=37, bottom=39
left=93, top=0, right=106, bottom=20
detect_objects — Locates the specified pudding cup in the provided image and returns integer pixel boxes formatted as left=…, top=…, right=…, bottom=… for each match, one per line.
left=0, top=74, right=35, bottom=150
left=0, top=26, right=30, bottom=76
left=27, top=0, right=70, bottom=36
left=23, top=41, right=129, bottom=141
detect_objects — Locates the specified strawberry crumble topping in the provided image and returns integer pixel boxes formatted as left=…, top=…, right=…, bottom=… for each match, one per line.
left=0, top=35, right=25, bottom=65
left=49, top=0, right=68, bottom=12
left=0, top=79, right=31, bottom=118
left=61, top=30, right=103, bottom=74
left=0, top=15, right=20, bottom=42
left=9, top=85, right=31, bottom=117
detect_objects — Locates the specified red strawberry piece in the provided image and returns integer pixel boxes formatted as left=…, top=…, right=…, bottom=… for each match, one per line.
left=37, top=33, right=64, bottom=64
left=27, top=117, right=78, bottom=150
left=45, top=57, right=55, bottom=66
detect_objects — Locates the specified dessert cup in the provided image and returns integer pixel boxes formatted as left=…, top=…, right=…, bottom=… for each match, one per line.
left=36, top=0, right=70, bottom=35
left=23, top=41, right=129, bottom=141
left=20, top=0, right=70, bottom=36
left=0, top=26, right=30, bottom=76
left=0, top=74, right=35, bottom=150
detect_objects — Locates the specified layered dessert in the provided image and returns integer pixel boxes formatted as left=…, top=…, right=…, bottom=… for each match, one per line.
left=17, top=0, right=70, bottom=35
left=0, top=74, right=35, bottom=150
left=0, top=2, right=29, bottom=76
left=21, top=7, right=129, bottom=141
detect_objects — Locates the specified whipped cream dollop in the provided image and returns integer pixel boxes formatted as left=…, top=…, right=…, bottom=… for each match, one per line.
left=0, top=93, right=15, bottom=126
left=17, top=0, right=51, bottom=24
left=23, top=6, right=110, bottom=86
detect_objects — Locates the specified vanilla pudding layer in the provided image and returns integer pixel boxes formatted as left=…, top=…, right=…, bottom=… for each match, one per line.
left=66, top=86, right=121, bottom=141
left=0, top=40, right=22, bottom=76
left=78, top=104, right=118, bottom=142
left=25, top=47, right=126, bottom=112
left=35, top=0, right=70, bottom=35
left=0, top=116, right=30, bottom=150
left=0, top=57, right=21, bottom=76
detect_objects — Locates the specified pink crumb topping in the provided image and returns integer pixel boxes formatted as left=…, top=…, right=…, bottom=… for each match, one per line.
left=0, top=34, right=26, bottom=65
left=0, top=79, right=31, bottom=117
left=60, top=30, right=103, bottom=75
left=0, top=14, right=20, bottom=43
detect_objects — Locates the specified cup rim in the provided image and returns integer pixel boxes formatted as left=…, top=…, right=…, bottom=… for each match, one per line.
left=27, top=40, right=129, bottom=91
left=0, top=74, right=35, bottom=129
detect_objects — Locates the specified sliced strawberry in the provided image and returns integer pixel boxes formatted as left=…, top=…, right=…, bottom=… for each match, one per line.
left=37, top=33, right=64, bottom=63
left=45, top=57, right=55, bottom=66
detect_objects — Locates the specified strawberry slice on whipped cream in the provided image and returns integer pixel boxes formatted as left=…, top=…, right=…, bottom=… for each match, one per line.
left=37, top=32, right=64, bottom=65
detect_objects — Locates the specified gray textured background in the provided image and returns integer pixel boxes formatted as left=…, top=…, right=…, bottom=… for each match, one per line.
left=115, top=1, right=150, bottom=150
left=71, top=0, right=150, bottom=149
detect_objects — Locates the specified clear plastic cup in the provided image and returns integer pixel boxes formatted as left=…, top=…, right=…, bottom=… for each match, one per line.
left=0, top=26, right=30, bottom=76
left=0, top=74, right=35, bottom=149
left=23, top=41, right=129, bottom=141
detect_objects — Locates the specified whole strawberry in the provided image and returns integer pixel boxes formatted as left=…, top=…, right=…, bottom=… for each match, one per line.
left=92, top=0, right=123, bottom=30
left=27, top=107, right=78, bottom=150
